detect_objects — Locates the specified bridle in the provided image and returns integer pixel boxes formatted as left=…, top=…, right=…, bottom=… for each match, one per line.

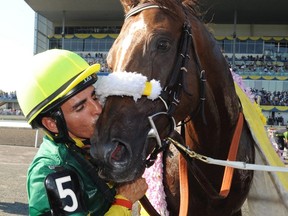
left=124, top=2, right=207, bottom=216
left=125, top=3, right=207, bottom=167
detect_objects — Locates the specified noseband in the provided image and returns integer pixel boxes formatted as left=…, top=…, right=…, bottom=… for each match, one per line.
left=125, top=3, right=206, bottom=167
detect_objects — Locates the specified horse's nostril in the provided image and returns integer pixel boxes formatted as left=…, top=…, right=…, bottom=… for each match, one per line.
left=111, top=144, right=124, bottom=161
left=109, top=142, right=130, bottom=166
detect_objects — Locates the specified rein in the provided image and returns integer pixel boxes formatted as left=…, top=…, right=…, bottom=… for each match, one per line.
left=178, top=112, right=245, bottom=200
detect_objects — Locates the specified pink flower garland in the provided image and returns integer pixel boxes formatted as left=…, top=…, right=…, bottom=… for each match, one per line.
left=142, top=152, right=169, bottom=215
left=231, top=70, right=255, bottom=102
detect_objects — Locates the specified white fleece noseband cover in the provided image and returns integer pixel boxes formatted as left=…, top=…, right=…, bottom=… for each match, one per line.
left=94, top=72, right=162, bottom=104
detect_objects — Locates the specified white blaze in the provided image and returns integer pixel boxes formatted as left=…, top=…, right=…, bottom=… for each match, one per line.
left=115, top=19, right=146, bottom=72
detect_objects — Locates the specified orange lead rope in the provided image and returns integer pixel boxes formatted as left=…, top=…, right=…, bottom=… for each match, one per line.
left=219, top=112, right=244, bottom=197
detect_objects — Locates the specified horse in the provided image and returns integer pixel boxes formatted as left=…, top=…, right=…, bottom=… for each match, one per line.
left=90, top=0, right=256, bottom=215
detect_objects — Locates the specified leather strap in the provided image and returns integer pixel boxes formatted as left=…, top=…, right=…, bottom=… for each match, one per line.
left=219, top=112, right=244, bottom=197
left=179, top=153, right=189, bottom=216
left=139, top=195, right=161, bottom=216
left=176, top=111, right=244, bottom=216
left=178, top=123, right=199, bottom=215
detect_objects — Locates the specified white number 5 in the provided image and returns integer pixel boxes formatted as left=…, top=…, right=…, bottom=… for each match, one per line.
left=55, top=176, right=78, bottom=212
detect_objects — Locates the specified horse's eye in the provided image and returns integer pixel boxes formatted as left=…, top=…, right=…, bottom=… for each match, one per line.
left=157, top=40, right=170, bottom=51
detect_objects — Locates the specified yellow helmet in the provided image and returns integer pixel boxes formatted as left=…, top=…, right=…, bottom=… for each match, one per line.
left=17, top=49, right=100, bottom=124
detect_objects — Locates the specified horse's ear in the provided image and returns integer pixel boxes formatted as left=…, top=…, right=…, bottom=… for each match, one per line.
left=120, top=0, right=139, bottom=13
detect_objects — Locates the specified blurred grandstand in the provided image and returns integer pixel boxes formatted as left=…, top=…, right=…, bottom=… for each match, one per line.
left=1, top=0, right=288, bottom=124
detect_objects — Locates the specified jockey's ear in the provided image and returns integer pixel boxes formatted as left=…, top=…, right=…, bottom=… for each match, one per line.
left=42, top=117, right=59, bottom=134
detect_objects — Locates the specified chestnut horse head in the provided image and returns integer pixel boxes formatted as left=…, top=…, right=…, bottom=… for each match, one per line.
left=91, top=0, right=255, bottom=215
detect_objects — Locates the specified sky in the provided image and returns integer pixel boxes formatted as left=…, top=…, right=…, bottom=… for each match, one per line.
left=0, top=0, right=35, bottom=92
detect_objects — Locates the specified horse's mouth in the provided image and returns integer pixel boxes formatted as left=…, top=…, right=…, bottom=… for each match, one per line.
left=108, top=140, right=131, bottom=168
left=95, top=139, right=146, bottom=182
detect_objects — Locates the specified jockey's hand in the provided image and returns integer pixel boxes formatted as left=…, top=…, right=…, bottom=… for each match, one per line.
left=116, top=177, right=148, bottom=203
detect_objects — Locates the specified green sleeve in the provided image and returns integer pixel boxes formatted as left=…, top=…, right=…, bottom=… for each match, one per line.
left=27, top=162, right=53, bottom=215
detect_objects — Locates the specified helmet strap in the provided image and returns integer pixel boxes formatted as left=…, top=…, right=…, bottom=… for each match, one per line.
left=49, top=108, right=75, bottom=144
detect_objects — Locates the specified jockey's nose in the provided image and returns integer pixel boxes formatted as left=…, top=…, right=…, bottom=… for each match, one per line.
left=89, top=98, right=102, bottom=116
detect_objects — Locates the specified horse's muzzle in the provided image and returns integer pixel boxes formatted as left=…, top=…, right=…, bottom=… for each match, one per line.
left=108, top=139, right=132, bottom=167
left=90, top=138, right=132, bottom=170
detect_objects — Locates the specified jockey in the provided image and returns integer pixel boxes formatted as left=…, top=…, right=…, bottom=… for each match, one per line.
left=275, top=126, right=288, bottom=153
left=16, top=49, right=147, bottom=215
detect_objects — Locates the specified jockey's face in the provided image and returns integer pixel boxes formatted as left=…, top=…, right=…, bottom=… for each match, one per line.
left=61, top=86, right=102, bottom=140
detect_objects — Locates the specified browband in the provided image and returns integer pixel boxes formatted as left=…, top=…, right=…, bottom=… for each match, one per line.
left=125, top=3, right=163, bottom=20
